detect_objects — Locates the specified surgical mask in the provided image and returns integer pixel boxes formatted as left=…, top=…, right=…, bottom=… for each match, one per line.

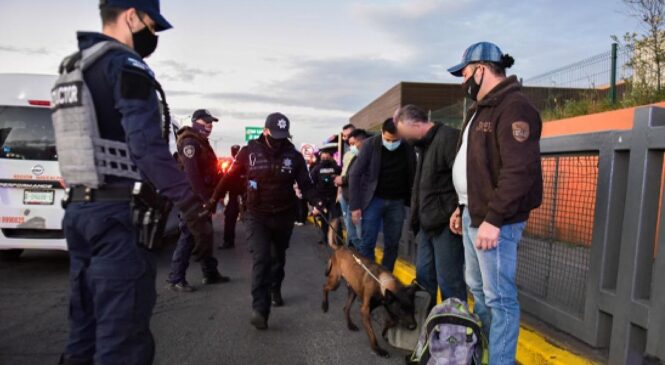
left=192, top=122, right=211, bottom=138
left=350, top=145, right=359, bottom=155
left=462, top=67, right=484, bottom=101
left=382, top=139, right=401, bottom=151
left=129, top=18, right=158, bottom=58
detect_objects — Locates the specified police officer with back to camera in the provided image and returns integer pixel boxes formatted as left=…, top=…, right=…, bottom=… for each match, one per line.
left=51, top=1, right=213, bottom=364
left=210, top=113, right=324, bottom=330
left=219, top=144, right=244, bottom=249
left=166, top=109, right=230, bottom=292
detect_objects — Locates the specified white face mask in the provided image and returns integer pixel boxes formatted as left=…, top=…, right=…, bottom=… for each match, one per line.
left=382, top=138, right=401, bottom=151
left=350, top=145, right=359, bottom=155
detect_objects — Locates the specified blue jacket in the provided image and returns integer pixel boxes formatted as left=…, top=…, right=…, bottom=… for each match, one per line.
left=78, top=32, right=195, bottom=205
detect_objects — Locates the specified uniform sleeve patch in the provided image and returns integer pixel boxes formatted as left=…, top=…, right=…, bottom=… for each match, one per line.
left=512, top=121, right=530, bottom=142
left=183, top=145, right=196, bottom=159
left=120, top=69, right=153, bottom=100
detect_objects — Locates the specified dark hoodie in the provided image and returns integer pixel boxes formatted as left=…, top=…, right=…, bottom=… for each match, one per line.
left=457, top=76, right=543, bottom=228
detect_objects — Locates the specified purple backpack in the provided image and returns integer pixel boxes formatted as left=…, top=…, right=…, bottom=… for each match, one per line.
left=407, top=298, right=488, bottom=365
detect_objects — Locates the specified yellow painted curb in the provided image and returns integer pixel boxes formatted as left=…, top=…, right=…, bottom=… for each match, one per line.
left=374, top=248, right=597, bottom=365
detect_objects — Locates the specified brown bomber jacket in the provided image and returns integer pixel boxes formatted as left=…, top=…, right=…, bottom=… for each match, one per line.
left=457, top=75, right=543, bottom=228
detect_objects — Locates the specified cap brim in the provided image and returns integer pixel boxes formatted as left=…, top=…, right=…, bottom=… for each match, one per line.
left=146, top=10, right=172, bottom=32
left=447, top=62, right=467, bottom=77
left=270, top=129, right=291, bottom=139
left=203, top=116, right=219, bottom=123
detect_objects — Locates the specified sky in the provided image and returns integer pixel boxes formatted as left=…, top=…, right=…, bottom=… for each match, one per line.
left=0, top=0, right=640, bottom=154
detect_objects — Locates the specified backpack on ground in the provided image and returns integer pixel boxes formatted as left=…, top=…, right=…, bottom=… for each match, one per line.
left=406, top=297, right=488, bottom=365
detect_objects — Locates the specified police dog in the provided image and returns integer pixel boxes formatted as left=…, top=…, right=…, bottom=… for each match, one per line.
left=321, top=217, right=417, bottom=358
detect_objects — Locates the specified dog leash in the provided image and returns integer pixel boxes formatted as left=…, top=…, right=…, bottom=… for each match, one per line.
left=316, top=212, right=395, bottom=290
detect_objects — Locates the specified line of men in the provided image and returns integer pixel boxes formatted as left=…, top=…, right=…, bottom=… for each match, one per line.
left=327, top=42, right=543, bottom=365
left=52, top=0, right=541, bottom=364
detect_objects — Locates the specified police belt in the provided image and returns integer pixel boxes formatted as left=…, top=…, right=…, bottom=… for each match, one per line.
left=65, top=185, right=134, bottom=204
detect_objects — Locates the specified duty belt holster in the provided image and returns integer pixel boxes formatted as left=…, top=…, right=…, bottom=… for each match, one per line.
left=130, top=182, right=173, bottom=251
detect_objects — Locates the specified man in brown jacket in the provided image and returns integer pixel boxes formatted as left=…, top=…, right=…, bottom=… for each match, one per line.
left=447, top=42, right=543, bottom=365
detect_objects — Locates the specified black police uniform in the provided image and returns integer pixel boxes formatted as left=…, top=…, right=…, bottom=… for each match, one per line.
left=167, top=125, right=223, bottom=286
left=58, top=27, right=212, bottom=365
left=309, top=158, right=342, bottom=244
left=211, top=114, right=321, bottom=325
left=221, top=145, right=244, bottom=248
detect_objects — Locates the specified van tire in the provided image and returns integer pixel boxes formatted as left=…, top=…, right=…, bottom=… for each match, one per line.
left=0, top=249, right=24, bottom=261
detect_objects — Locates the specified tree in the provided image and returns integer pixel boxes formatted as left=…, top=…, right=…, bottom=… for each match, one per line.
left=616, top=0, right=665, bottom=92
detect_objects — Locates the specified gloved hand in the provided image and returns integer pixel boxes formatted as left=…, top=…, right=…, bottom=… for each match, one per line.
left=178, top=196, right=214, bottom=262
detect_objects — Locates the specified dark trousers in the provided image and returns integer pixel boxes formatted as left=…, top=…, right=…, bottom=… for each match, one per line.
left=415, top=227, right=467, bottom=303
left=168, top=218, right=218, bottom=284
left=245, top=208, right=295, bottom=317
left=295, top=197, right=308, bottom=224
left=62, top=202, right=156, bottom=365
left=223, top=192, right=241, bottom=245
left=316, top=200, right=341, bottom=244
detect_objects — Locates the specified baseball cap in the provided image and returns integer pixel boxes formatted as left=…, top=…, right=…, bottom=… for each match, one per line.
left=265, top=113, right=291, bottom=139
left=191, top=109, right=219, bottom=123
left=100, top=0, right=172, bottom=31
left=448, top=42, right=504, bottom=77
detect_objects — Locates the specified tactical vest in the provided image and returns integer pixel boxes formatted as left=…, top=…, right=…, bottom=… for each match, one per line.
left=51, top=41, right=172, bottom=188
left=244, top=140, right=300, bottom=213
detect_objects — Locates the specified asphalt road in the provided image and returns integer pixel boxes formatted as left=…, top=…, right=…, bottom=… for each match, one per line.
left=0, top=217, right=409, bottom=365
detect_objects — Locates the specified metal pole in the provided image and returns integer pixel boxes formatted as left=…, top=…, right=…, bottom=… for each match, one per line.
left=609, top=43, right=618, bottom=105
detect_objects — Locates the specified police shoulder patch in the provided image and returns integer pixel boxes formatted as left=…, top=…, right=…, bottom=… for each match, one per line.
left=183, top=145, right=196, bottom=159
left=119, top=56, right=155, bottom=100
left=511, top=121, right=530, bottom=142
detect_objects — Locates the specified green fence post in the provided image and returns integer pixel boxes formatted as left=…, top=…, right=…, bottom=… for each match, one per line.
left=609, top=43, right=618, bottom=105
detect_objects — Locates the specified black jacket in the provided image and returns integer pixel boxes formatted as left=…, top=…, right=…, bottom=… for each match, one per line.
left=341, top=155, right=357, bottom=202
left=212, top=136, right=318, bottom=215
left=348, top=134, right=416, bottom=211
left=176, top=127, right=221, bottom=201
left=410, top=123, right=460, bottom=235
left=310, top=159, right=341, bottom=203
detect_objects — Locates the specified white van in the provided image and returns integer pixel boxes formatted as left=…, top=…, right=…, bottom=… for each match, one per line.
left=0, top=73, right=66, bottom=260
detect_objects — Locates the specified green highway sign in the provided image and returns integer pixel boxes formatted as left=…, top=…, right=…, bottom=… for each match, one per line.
left=245, top=126, right=263, bottom=141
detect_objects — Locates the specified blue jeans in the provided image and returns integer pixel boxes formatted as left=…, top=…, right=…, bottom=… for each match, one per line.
left=462, top=208, right=526, bottom=365
left=339, top=196, right=361, bottom=248
left=415, top=227, right=467, bottom=303
left=359, top=196, right=406, bottom=271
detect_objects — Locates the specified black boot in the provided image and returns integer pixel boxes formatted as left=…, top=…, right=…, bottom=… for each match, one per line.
left=202, top=272, right=230, bottom=285
left=250, top=310, right=268, bottom=330
left=271, top=290, right=284, bottom=307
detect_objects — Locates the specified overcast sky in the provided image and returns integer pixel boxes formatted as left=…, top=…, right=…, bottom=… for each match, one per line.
left=0, top=0, right=638, bottom=154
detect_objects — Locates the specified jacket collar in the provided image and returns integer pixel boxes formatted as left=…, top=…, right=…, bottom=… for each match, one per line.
left=77, top=31, right=122, bottom=51
left=413, top=122, right=440, bottom=148
left=473, top=75, right=521, bottom=108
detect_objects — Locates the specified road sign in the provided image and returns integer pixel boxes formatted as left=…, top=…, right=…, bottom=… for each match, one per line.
left=245, top=126, right=263, bottom=141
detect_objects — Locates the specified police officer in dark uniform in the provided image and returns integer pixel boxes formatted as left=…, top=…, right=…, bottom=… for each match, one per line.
left=166, top=109, right=229, bottom=292
left=219, top=144, right=244, bottom=249
left=309, top=149, right=341, bottom=245
left=54, top=2, right=213, bottom=364
left=210, top=113, right=324, bottom=330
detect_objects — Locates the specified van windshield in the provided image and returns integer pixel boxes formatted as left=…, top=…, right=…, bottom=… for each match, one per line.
left=0, top=106, right=57, bottom=161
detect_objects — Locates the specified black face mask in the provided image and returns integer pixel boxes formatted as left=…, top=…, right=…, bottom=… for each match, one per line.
left=129, top=18, right=158, bottom=58
left=265, top=135, right=286, bottom=150
left=462, top=67, right=484, bottom=101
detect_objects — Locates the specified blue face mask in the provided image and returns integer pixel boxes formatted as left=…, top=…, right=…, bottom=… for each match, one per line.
left=350, top=145, right=359, bottom=155
left=382, top=138, right=401, bottom=151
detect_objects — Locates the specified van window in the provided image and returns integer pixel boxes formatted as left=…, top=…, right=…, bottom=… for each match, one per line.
left=0, top=106, right=57, bottom=161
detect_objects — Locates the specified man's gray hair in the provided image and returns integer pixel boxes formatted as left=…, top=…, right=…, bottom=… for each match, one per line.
left=396, top=104, right=428, bottom=124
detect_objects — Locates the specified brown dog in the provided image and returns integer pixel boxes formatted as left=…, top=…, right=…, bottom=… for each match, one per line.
left=321, top=217, right=417, bottom=358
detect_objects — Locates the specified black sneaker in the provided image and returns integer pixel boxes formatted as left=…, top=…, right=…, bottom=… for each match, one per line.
left=250, top=311, right=268, bottom=330
left=271, top=290, right=284, bottom=307
left=202, top=272, right=230, bottom=285
left=166, top=281, right=196, bottom=292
